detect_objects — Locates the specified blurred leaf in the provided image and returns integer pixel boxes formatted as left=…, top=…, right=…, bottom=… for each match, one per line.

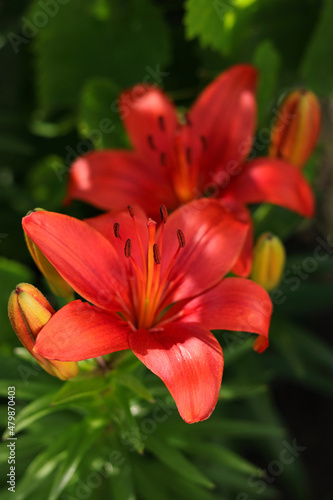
left=220, top=383, right=267, bottom=400
left=114, top=372, right=154, bottom=402
left=253, top=204, right=304, bottom=240
left=29, top=0, right=171, bottom=114
left=253, top=40, right=281, bottom=127
left=79, top=78, right=127, bottom=149
left=48, top=420, right=105, bottom=500
left=301, top=0, right=333, bottom=95
left=184, top=0, right=257, bottom=56
left=184, top=418, right=285, bottom=439
left=145, top=435, right=214, bottom=489
left=51, top=375, right=110, bottom=406
left=27, top=156, right=67, bottom=210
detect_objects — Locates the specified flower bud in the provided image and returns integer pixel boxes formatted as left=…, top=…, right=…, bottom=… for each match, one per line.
left=24, top=209, right=74, bottom=299
left=269, top=89, right=321, bottom=168
left=8, top=283, right=78, bottom=380
left=251, top=233, right=286, bottom=292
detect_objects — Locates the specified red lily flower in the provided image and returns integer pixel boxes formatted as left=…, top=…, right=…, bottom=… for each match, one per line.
left=23, top=200, right=272, bottom=423
left=66, top=64, right=315, bottom=276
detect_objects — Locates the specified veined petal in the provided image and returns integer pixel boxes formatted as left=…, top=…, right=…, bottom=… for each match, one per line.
left=34, top=300, right=130, bottom=361
left=224, top=157, right=314, bottom=217
left=22, top=210, right=127, bottom=311
left=129, top=322, right=223, bottom=423
left=159, top=198, right=249, bottom=302
left=184, top=65, right=257, bottom=177
left=66, top=151, right=177, bottom=215
left=119, top=85, right=179, bottom=168
left=181, top=278, right=272, bottom=345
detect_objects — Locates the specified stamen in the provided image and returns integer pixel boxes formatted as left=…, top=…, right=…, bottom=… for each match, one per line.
left=158, top=115, right=165, bottom=131
left=159, top=204, right=168, bottom=224
left=153, top=243, right=161, bottom=265
left=113, top=223, right=120, bottom=238
left=147, top=135, right=156, bottom=150
left=160, top=152, right=166, bottom=166
left=186, top=147, right=192, bottom=165
left=127, top=205, right=135, bottom=218
left=201, top=135, right=207, bottom=150
left=177, top=229, right=186, bottom=248
left=185, top=113, right=192, bottom=126
left=124, top=238, right=132, bottom=258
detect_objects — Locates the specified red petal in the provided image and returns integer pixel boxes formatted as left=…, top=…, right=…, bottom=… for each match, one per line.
left=181, top=278, right=272, bottom=344
left=119, top=85, right=179, bottom=167
left=22, top=210, right=127, bottom=311
left=66, top=151, right=177, bottom=215
left=129, top=323, right=223, bottom=423
left=184, top=65, right=257, bottom=179
left=34, top=300, right=130, bottom=361
left=85, top=205, right=149, bottom=272
left=159, top=198, right=249, bottom=302
left=225, top=157, right=314, bottom=217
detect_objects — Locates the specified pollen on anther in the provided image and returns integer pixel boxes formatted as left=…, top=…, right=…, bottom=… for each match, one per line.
left=153, top=243, right=161, bottom=265
left=158, top=115, right=165, bottom=131
left=124, top=239, right=132, bottom=258
left=159, top=204, right=168, bottom=223
left=113, top=223, right=120, bottom=238
left=147, top=135, right=156, bottom=150
left=127, top=205, right=135, bottom=218
left=177, top=229, right=186, bottom=248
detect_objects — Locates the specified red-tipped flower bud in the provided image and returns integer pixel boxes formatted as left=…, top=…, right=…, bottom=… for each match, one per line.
left=8, top=283, right=78, bottom=380
left=251, top=233, right=286, bottom=292
left=24, top=209, right=74, bottom=299
left=269, top=89, right=321, bottom=169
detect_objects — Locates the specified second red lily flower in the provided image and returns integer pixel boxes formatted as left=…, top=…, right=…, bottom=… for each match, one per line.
left=66, top=65, right=316, bottom=275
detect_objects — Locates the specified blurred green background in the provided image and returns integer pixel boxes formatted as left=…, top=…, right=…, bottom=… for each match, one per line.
left=1, top=1, right=333, bottom=499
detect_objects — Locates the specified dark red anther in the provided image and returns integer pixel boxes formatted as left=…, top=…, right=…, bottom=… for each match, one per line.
left=158, top=115, right=165, bottom=131
left=113, top=223, right=120, bottom=238
left=160, top=152, right=166, bottom=166
left=124, top=239, right=132, bottom=258
left=147, top=135, right=156, bottom=150
left=177, top=229, right=186, bottom=248
left=201, top=135, right=207, bottom=150
left=185, top=113, right=192, bottom=126
left=186, top=147, right=192, bottom=165
left=127, top=205, right=135, bottom=218
left=159, top=204, right=168, bottom=223
left=153, top=243, right=161, bottom=265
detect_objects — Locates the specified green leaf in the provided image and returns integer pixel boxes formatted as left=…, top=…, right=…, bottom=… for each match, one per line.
left=145, top=435, right=214, bottom=489
left=27, top=156, right=67, bottom=210
left=301, top=0, right=333, bottom=95
left=253, top=40, right=281, bottom=127
left=4, top=392, right=60, bottom=436
left=184, top=0, right=258, bottom=56
left=220, top=383, right=267, bottom=400
left=48, top=420, right=105, bottom=500
left=29, top=0, right=171, bottom=114
left=51, top=375, right=111, bottom=406
left=114, top=372, right=154, bottom=401
left=186, top=418, right=285, bottom=439
left=79, top=78, right=127, bottom=149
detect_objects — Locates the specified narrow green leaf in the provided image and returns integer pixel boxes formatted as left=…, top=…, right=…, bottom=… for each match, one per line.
left=145, top=435, right=214, bottom=489
left=48, top=420, right=105, bottom=500
left=301, top=0, right=333, bottom=95
left=114, top=372, right=154, bottom=402
left=51, top=375, right=110, bottom=406
left=253, top=40, right=281, bottom=127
